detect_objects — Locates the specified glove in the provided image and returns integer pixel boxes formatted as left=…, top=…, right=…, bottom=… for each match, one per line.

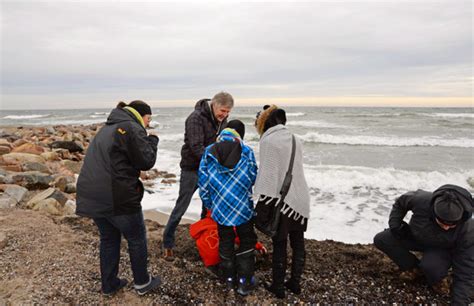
left=390, top=221, right=412, bottom=239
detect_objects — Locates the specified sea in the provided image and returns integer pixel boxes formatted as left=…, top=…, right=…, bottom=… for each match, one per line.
left=1, top=106, right=473, bottom=244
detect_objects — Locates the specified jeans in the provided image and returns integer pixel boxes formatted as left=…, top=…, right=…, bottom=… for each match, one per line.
left=163, top=170, right=206, bottom=249
left=218, top=220, right=257, bottom=279
left=374, top=229, right=452, bottom=285
left=93, top=211, right=150, bottom=293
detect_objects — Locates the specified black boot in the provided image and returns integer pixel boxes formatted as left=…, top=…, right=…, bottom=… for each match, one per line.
left=265, top=259, right=286, bottom=299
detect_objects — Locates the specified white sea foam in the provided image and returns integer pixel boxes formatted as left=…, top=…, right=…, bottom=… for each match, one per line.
left=423, top=113, right=474, bottom=119
left=298, top=132, right=474, bottom=148
left=3, top=114, right=51, bottom=119
left=142, top=153, right=474, bottom=244
left=286, top=112, right=306, bottom=117
left=302, top=164, right=473, bottom=243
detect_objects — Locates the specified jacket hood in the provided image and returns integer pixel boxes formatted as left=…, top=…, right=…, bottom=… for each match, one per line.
left=106, top=108, right=142, bottom=128
left=210, top=129, right=242, bottom=169
left=194, top=98, right=214, bottom=122
left=431, top=184, right=473, bottom=221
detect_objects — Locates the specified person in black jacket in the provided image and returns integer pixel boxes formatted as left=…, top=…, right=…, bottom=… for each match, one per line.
left=374, top=184, right=473, bottom=305
left=162, top=92, right=233, bottom=260
left=76, top=100, right=161, bottom=296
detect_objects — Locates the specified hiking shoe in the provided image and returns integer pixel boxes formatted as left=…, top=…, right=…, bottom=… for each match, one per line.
left=264, top=281, right=285, bottom=299
left=400, top=267, right=422, bottom=281
left=163, top=248, right=174, bottom=261
left=285, top=279, right=301, bottom=295
left=432, top=277, right=450, bottom=296
left=225, top=277, right=236, bottom=290
left=135, top=276, right=161, bottom=295
left=236, top=276, right=257, bottom=296
left=103, top=278, right=128, bottom=296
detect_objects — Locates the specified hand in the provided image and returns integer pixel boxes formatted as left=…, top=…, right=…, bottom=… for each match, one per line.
left=390, top=221, right=412, bottom=239
left=148, top=130, right=158, bottom=137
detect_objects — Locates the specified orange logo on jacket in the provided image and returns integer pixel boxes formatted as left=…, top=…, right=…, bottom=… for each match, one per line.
left=117, top=128, right=126, bottom=135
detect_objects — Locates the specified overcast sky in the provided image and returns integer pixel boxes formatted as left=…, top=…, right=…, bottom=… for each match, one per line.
left=1, top=0, right=472, bottom=109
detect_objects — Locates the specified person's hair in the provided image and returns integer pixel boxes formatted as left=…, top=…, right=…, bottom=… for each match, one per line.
left=117, top=101, right=127, bottom=108
left=211, top=92, right=234, bottom=108
left=117, top=100, right=152, bottom=116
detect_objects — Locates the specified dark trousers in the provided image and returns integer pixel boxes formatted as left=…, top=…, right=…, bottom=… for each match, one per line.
left=93, top=211, right=150, bottom=293
left=374, top=229, right=452, bottom=285
left=272, top=227, right=305, bottom=288
left=163, top=170, right=206, bottom=249
left=218, top=220, right=257, bottom=280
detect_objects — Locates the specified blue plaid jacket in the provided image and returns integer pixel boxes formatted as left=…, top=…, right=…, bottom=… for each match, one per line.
left=198, top=133, right=258, bottom=226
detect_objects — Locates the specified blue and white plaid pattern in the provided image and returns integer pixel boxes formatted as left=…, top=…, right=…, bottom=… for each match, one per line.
left=198, top=136, right=258, bottom=226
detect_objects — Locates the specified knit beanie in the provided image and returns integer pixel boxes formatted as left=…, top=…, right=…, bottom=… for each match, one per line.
left=433, top=195, right=464, bottom=223
left=227, top=119, right=245, bottom=139
left=129, top=100, right=152, bottom=116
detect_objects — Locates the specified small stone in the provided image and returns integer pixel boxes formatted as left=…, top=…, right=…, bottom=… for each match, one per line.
left=467, top=177, right=474, bottom=189
left=65, top=183, right=76, bottom=194
left=54, top=176, right=68, bottom=192
left=63, top=200, right=76, bottom=215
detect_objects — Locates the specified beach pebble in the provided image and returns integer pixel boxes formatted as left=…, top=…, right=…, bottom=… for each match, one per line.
left=27, top=187, right=68, bottom=208
left=60, top=160, right=82, bottom=174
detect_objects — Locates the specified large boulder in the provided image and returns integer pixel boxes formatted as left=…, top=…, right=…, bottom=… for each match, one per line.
left=2, top=153, right=45, bottom=165
left=12, top=171, right=53, bottom=190
left=4, top=185, right=28, bottom=203
left=41, top=151, right=60, bottom=161
left=22, top=162, right=51, bottom=174
left=32, top=198, right=62, bottom=216
left=12, top=143, right=45, bottom=155
left=0, top=146, right=11, bottom=155
left=50, top=141, right=84, bottom=153
left=0, top=196, right=17, bottom=209
left=60, top=160, right=82, bottom=174
left=27, top=187, right=68, bottom=208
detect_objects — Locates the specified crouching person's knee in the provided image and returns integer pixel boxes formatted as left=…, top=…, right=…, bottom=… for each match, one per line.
left=373, top=230, right=389, bottom=251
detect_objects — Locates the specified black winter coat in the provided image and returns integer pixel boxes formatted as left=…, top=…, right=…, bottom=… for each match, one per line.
left=180, top=99, right=227, bottom=171
left=389, top=184, right=473, bottom=305
left=76, top=107, right=159, bottom=217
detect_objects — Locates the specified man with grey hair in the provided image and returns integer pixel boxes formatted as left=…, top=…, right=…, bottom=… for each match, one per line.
left=163, top=92, right=234, bottom=260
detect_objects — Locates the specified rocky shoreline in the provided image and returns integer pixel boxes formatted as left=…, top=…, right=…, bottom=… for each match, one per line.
left=0, top=125, right=451, bottom=303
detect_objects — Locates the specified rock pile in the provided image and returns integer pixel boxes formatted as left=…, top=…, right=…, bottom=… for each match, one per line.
left=0, top=124, right=174, bottom=214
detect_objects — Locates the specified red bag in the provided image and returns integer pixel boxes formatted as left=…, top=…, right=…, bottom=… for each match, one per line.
left=189, top=213, right=267, bottom=267
left=189, top=215, right=220, bottom=267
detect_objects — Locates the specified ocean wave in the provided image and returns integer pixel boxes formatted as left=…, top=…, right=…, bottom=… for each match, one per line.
left=286, top=112, right=306, bottom=117
left=297, top=132, right=474, bottom=148
left=286, top=120, right=345, bottom=129
left=93, top=112, right=108, bottom=115
left=3, top=114, right=51, bottom=120
left=423, top=113, right=474, bottom=119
